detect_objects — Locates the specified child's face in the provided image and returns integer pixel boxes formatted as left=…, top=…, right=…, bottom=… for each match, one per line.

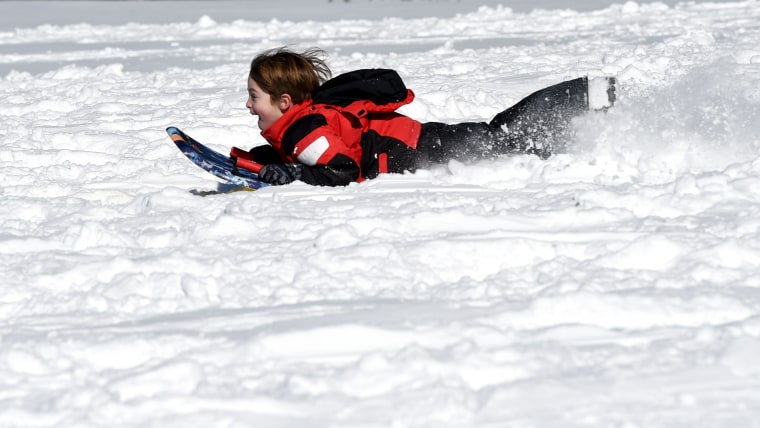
left=246, top=77, right=285, bottom=131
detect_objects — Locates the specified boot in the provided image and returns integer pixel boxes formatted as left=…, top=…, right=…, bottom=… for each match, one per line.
left=587, top=76, right=616, bottom=111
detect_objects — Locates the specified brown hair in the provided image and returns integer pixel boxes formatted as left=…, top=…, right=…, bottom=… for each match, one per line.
left=249, top=47, right=332, bottom=105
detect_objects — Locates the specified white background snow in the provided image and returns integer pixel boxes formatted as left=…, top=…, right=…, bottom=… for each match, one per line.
left=2, top=0, right=760, bottom=426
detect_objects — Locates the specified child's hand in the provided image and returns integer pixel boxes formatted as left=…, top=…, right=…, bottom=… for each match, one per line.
left=259, top=164, right=302, bottom=185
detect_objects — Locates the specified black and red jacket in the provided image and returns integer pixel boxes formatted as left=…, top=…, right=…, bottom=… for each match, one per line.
left=260, top=69, right=422, bottom=186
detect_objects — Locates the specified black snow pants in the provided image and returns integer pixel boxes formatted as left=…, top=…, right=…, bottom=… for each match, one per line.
left=415, top=77, right=589, bottom=164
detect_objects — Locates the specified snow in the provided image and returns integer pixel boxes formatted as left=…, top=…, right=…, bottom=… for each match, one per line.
left=2, top=0, right=760, bottom=426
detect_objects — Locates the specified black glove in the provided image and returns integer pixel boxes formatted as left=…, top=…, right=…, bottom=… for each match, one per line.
left=258, top=163, right=302, bottom=185
left=248, top=145, right=282, bottom=165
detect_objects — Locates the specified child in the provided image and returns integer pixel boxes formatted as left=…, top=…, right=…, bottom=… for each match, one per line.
left=246, top=47, right=615, bottom=186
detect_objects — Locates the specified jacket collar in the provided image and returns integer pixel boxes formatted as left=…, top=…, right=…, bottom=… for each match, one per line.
left=261, top=100, right=314, bottom=146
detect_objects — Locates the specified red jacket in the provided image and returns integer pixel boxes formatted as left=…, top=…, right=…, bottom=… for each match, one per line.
left=260, top=69, right=422, bottom=186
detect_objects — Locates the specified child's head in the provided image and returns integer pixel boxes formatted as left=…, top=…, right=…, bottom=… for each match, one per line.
left=249, top=47, right=331, bottom=105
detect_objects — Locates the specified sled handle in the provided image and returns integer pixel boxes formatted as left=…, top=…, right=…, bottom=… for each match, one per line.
left=229, top=147, right=264, bottom=174
left=230, top=146, right=254, bottom=161
left=232, top=156, right=263, bottom=174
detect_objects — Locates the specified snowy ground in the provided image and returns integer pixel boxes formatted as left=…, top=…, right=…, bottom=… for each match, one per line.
left=2, top=0, right=760, bottom=426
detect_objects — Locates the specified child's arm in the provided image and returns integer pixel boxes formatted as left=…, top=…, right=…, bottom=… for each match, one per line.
left=258, top=154, right=360, bottom=186
left=258, top=154, right=359, bottom=186
left=260, top=115, right=362, bottom=186
left=297, top=154, right=360, bottom=186
left=246, top=144, right=283, bottom=165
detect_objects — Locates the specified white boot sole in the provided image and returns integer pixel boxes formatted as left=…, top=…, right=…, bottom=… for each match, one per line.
left=588, top=76, right=616, bottom=111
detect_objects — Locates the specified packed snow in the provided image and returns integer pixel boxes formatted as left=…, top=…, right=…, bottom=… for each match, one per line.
left=2, top=0, right=760, bottom=426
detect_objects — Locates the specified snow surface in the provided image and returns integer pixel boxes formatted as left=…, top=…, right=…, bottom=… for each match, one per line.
left=2, top=0, right=760, bottom=426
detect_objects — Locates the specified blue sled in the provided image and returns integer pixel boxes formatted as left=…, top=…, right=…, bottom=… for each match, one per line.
left=166, top=126, right=267, bottom=189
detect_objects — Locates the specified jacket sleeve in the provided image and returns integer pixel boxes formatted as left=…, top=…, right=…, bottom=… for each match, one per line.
left=281, top=113, right=361, bottom=186
left=248, top=144, right=283, bottom=165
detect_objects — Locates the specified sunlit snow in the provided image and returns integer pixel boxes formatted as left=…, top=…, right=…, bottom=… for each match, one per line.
left=2, top=0, right=760, bottom=427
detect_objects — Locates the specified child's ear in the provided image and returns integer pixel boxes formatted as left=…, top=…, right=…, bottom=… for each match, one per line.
left=278, top=93, right=293, bottom=111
